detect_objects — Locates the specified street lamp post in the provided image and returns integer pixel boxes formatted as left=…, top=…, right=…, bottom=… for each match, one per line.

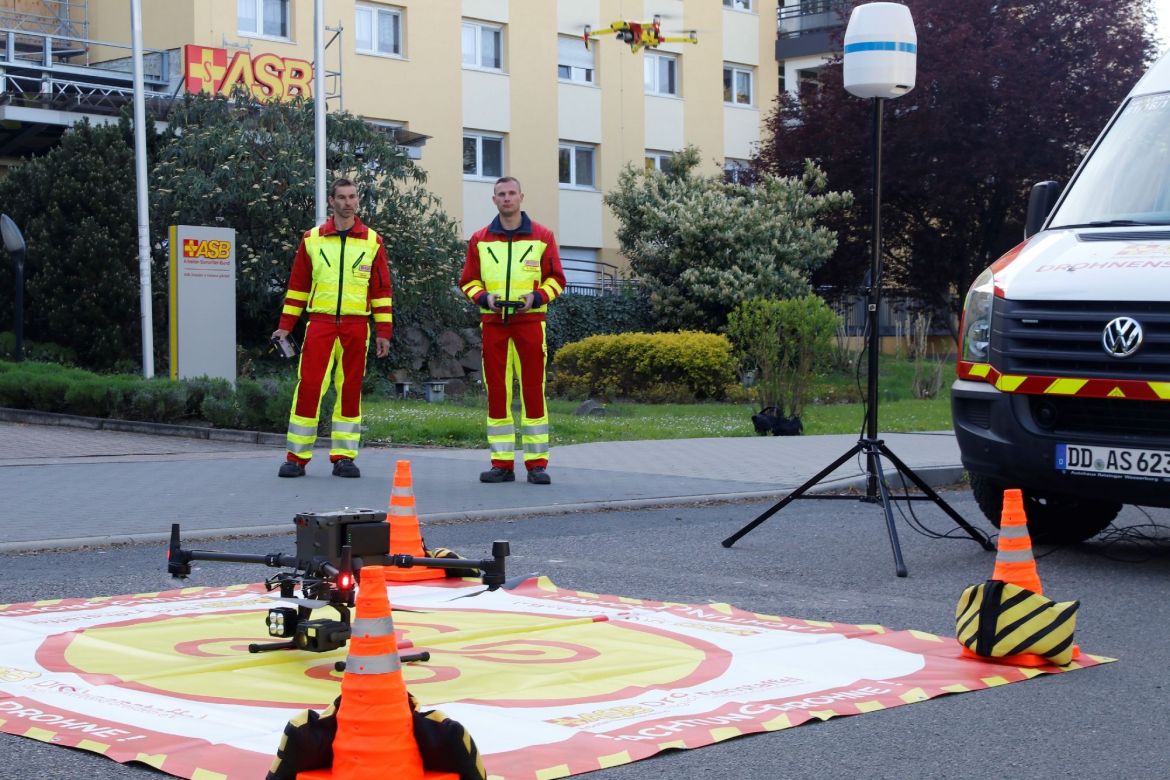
left=0, top=214, right=26, bottom=362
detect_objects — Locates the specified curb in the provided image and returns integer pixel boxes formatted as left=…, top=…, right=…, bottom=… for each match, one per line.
left=0, top=466, right=967, bottom=554
left=1, top=407, right=286, bottom=447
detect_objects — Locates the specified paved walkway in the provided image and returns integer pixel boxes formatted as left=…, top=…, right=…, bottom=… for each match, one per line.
left=0, top=419, right=966, bottom=552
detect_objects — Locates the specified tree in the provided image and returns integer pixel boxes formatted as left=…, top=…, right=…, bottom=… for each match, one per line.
left=0, top=119, right=149, bottom=370
left=726, top=295, right=839, bottom=419
left=151, top=91, right=469, bottom=368
left=756, top=0, right=1156, bottom=328
left=603, top=146, right=851, bottom=332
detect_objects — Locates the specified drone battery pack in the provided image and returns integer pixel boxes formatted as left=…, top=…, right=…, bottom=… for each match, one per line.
left=294, top=508, right=389, bottom=567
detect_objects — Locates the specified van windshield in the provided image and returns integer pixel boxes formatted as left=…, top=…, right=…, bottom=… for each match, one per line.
left=1048, top=92, right=1170, bottom=228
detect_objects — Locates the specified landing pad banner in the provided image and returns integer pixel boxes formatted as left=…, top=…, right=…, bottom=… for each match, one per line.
left=0, top=577, right=1110, bottom=779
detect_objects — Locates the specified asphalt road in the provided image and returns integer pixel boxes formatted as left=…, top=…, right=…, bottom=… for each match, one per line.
left=3, top=491, right=1170, bottom=780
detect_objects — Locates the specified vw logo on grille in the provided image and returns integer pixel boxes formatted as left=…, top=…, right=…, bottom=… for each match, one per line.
left=1102, top=316, right=1143, bottom=358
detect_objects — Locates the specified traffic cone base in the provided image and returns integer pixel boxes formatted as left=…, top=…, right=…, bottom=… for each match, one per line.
left=386, top=566, right=447, bottom=583
left=959, top=643, right=1081, bottom=668
left=297, top=767, right=460, bottom=779
left=388, top=460, right=445, bottom=583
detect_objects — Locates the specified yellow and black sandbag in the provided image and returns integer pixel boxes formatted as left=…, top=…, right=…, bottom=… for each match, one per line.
left=266, top=696, right=340, bottom=780
left=955, top=579, right=1079, bottom=666
left=410, top=692, right=487, bottom=780
left=266, top=692, right=486, bottom=780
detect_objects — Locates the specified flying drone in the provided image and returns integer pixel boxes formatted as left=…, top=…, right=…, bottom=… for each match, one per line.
left=583, top=14, right=697, bottom=53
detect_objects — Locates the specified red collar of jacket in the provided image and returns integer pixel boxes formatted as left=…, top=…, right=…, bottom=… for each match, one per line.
left=318, top=215, right=370, bottom=239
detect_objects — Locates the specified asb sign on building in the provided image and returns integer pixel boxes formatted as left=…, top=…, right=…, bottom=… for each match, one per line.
left=183, top=45, right=312, bottom=101
left=169, top=225, right=237, bottom=384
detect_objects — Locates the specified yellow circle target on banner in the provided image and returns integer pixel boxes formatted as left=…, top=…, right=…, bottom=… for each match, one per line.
left=36, top=606, right=729, bottom=709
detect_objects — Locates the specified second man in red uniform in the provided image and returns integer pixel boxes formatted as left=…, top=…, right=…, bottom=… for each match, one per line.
left=460, top=177, right=566, bottom=484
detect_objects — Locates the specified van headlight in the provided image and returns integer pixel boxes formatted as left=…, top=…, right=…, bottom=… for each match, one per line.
left=960, top=268, right=994, bottom=363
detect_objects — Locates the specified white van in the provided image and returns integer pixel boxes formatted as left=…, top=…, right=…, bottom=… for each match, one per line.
left=952, top=53, right=1170, bottom=543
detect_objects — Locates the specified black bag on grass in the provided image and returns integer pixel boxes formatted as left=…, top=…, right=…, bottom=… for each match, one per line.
left=751, top=406, right=803, bottom=436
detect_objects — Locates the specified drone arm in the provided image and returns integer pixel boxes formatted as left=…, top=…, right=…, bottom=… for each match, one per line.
left=377, top=540, right=511, bottom=589
left=167, top=523, right=296, bottom=577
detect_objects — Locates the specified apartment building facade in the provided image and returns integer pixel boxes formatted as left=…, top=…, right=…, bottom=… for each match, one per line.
left=8, top=0, right=774, bottom=287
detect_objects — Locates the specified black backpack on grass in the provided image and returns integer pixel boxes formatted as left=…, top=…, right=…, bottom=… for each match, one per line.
left=751, top=407, right=803, bottom=436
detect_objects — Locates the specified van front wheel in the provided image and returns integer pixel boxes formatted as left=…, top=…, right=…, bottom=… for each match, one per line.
left=969, top=473, right=1121, bottom=545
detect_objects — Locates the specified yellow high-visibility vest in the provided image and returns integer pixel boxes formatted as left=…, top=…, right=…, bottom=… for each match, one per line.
left=476, top=238, right=549, bottom=313
left=304, top=227, right=381, bottom=316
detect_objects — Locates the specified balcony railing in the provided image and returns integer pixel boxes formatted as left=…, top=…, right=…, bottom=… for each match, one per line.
left=777, top=0, right=848, bottom=39
left=561, top=258, right=642, bottom=298
left=0, top=28, right=176, bottom=117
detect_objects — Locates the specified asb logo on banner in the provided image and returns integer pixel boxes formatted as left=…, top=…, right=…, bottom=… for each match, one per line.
left=182, top=239, right=231, bottom=260
left=183, top=44, right=312, bottom=101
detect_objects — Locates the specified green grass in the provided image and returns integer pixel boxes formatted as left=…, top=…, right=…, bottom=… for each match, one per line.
left=362, top=358, right=957, bottom=449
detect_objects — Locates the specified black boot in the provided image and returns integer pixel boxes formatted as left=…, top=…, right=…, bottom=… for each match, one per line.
left=331, top=458, right=360, bottom=478
left=479, top=467, right=515, bottom=483
left=278, top=460, right=306, bottom=478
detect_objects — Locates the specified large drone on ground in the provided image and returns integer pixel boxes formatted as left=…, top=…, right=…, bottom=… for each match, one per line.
left=583, top=15, right=697, bottom=53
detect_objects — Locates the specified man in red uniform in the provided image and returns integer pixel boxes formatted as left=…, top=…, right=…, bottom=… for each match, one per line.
left=273, top=178, right=393, bottom=479
left=460, top=177, right=566, bottom=484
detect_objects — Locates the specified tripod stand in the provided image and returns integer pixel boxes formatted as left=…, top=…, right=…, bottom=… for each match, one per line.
left=721, top=97, right=993, bottom=576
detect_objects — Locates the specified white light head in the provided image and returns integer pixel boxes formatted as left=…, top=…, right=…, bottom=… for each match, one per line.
left=0, top=214, right=24, bottom=254
left=843, top=2, right=917, bottom=100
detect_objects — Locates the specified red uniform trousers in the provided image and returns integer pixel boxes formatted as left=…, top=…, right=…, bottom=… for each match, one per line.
left=285, top=314, right=371, bottom=464
left=482, top=318, right=550, bottom=471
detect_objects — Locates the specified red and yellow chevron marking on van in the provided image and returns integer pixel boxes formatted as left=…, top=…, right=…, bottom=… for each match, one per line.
left=958, top=361, right=1170, bottom=401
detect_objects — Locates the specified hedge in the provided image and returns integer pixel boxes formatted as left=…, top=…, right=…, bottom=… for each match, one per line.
left=551, top=331, right=737, bottom=402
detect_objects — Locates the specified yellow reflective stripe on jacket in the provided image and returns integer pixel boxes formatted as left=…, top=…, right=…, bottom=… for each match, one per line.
left=370, top=295, right=393, bottom=324
left=539, top=277, right=564, bottom=305
left=477, top=239, right=549, bottom=313
left=462, top=280, right=487, bottom=301
left=282, top=289, right=309, bottom=318
left=304, top=227, right=380, bottom=316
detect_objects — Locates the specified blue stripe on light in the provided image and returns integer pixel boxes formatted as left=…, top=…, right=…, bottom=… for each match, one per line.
left=844, top=41, right=917, bottom=54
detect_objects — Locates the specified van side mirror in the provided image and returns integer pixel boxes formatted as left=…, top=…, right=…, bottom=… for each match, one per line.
left=1024, top=181, right=1061, bottom=239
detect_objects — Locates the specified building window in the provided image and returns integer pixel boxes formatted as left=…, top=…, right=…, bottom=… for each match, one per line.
left=462, top=20, right=503, bottom=70
left=724, top=158, right=754, bottom=185
left=645, top=150, right=674, bottom=174
left=644, top=52, right=678, bottom=96
left=463, top=132, right=503, bottom=178
left=723, top=0, right=752, bottom=9
left=798, top=67, right=824, bottom=99
left=238, top=0, right=289, bottom=39
left=559, top=143, right=596, bottom=188
left=557, top=35, right=595, bottom=84
left=356, top=4, right=402, bottom=56
left=724, top=64, right=754, bottom=106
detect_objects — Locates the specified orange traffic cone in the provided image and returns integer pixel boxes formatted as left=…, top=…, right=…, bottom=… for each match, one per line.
left=297, top=566, right=456, bottom=780
left=990, top=489, right=1043, bottom=594
left=386, top=460, right=445, bottom=583
left=960, top=488, right=1078, bottom=667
